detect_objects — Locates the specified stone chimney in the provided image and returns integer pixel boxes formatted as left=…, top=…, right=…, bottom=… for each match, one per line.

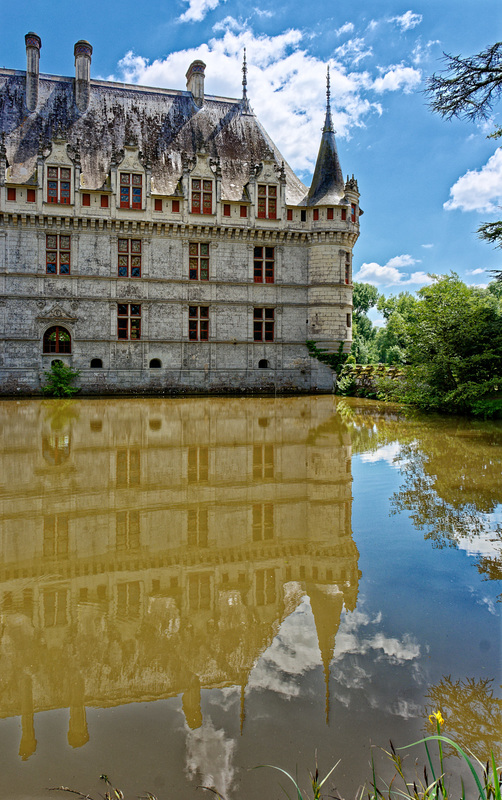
left=74, top=40, right=93, bottom=112
left=25, top=32, right=41, bottom=113
left=186, top=60, right=206, bottom=108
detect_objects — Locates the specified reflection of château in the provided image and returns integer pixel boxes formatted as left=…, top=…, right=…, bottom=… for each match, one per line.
left=0, top=396, right=359, bottom=758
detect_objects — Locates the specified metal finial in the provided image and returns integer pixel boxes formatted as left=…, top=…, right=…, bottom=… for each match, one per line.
left=242, top=48, right=248, bottom=100
left=326, top=65, right=331, bottom=107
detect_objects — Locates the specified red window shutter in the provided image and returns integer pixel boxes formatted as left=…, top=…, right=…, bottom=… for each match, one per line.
left=313, top=209, right=319, bottom=221
left=287, top=209, right=292, bottom=221
left=351, top=203, right=356, bottom=222
left=82, top=193, right=90, bottom=206
left=223, top=204, right=231, bottom=216
left=154, top=199, right=162, bottom=211
left=341, top=209, right=347, bottom=221
left=7, top=188, right=16, bottom=201
left=101, top=195, right=109, bottom=208
left=172, top=199, right=180, bottom=212
left=27, top=189, right=36, bottom=203
left=240, top=205, right=247, bottom=218
left=327, top=208, right=333, bottom=220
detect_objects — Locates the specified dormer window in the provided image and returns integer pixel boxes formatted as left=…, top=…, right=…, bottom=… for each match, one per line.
left=191, top=179, right=212, bottom=214
left=120, top=173, right=142, bottom=209
left=47, top=167, right=71, bottom=205
left=257, top=185, right=277, bottom=219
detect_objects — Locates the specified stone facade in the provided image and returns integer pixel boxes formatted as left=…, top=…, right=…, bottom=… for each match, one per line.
left=0, top=36, right=361, bottom=395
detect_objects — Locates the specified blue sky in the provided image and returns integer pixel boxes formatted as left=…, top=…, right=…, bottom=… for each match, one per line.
left=2, top=0, right=501, bottom=301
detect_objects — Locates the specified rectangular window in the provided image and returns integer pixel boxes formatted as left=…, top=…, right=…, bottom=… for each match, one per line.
left=47, top=166, right=71, bottom=204
left=116, top=448, right=140, bottom=487
left=189, top=306, right=209, bottom=340
left=118, top=239, right=142, bottom=277
left=46, top=234, right=71, bottom=275
left=188, top=508, right=208, bottom=548
left=341, top=208, right=347, bottom=221
left=188, top=573, right=211, bottom=611
left=43, top=589, right=68, bottom=627
left=82, top=193, right=90, bottom=206
left=313, top=208, right=319, bottom=221
left=223, top=203, right=231, bottom=216
left=189, top=242, right=209, bottom=280
left=172, top=199, right=180, bottom=213
left=347, top=313, right=352, bottom=328
left=253, top=444, right=274, bottom=479
left=188, top=446, right=209, bottom=482
left=345, top=252, right=351, bottom=285
left=253, top=246, right=274, bottom=284
left=351, top=203, right=357, bottom=222
left=43, top=514, right=69, bottom=557
left=301, top=210, right=306, bottom=222
left=287, top=208, right=293, bottom=221
left=256, top=568, right=276, bottom=605
left=7, top=187, right=16, bottom=201
left=154, top=198, right=162, bottom=211
left=253, top=307, right=275, bottom=341
left=240, top=205, right=247, bottom=218
left=117, top=581, right=141, bottom=618
left=27, top=188, right=36, bottom=203
left=117, top=304, right=141, bottom=339
left=252, top=503, right=273, bottom=541
left=191, top=179, right=212, bottom=214
left=116, top=510, right=140, bottom=550
left=327, top=207, right=334, bottom=220
left=257, top=184, right=277, bottom=219
left=101, top=194, right=109, bottom=208
left=120, top=172, right=142, bottom=209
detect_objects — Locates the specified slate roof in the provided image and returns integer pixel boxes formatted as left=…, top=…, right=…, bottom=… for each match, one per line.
left=0, top=70, right=308, bottom=204
left=306, top=87, right=346, bottom=207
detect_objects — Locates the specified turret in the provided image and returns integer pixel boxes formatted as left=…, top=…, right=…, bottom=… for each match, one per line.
left=186, top=60, right=206, bottom=108
left=25, top=32, right=41, bottom=113
left=307, top=67, right=345, bottom=206
left=74, top=40, right=92, bottom=113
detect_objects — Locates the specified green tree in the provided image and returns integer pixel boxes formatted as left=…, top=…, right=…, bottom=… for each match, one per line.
left=43, top=360, right=80, bottom=397
left=350, top=282, right=379, bottom=364
left=375, top=292, right=417, bottom=364
left=395, top=275, right=502, bottom=416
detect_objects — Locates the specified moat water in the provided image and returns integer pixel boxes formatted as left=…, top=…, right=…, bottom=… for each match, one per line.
left=0, top=395, right=500, bottom=800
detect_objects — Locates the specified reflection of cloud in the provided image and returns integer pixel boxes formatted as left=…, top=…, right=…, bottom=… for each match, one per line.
left=359, top=443, right=402, bottom=468
left=185, top=717, right=236, bottom=796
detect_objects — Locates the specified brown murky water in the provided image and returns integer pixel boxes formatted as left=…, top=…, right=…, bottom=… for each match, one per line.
left=0, top=396, right=500, bottom=799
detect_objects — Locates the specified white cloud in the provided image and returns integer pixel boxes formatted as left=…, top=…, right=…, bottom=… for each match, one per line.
left=335, top=22, right=355, bottom=36
left=254, top=7, right=274, bottom=18
left=467, top=268, right=486, bottom=275
left=390, top=11, right=423, bottom=31
left=421, top=243, right=434, bottom=249
left=179, top=0, right=226, bottom=23
left=354, top=255, right=433, bottom=287
left=411, top=39, right=440, bottom=65
left=373, top=64, right=421, bottom=94
left=444, top=148, right=502, bottom=213
left=335, top=37, right=373, bottom=65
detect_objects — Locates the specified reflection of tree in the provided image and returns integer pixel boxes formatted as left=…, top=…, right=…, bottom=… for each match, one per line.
left=424, top=677, right=502, bottom=761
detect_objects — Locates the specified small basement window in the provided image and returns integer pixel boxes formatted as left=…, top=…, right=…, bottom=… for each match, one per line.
left=258, top=359, right=270, bottom=369
left=149, top=358, right=162, bottom=368
left=90, top=358, right=103, bottom=368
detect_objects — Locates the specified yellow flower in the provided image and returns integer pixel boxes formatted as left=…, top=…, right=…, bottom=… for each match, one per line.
left=429, top=710, right=445, bottom=726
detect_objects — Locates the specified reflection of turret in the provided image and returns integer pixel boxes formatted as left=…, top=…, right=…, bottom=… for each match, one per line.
left=183, top=673, right=203, bottom=730
left=307, top=584, right=344, bottom=725
left=19, top=674, right=36, bottom=761
left=68, top=672, right=89, bottom=748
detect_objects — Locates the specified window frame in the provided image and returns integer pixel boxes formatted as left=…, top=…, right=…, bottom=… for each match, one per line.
left=47, top=166, right=71, bottom=205
left=253, top=246, right=275, bottom=284
left=119, top=172, right=143, bottom=210
left=188, top=306, right=209, bottom=341
left=189, top=242, right=210, bottom=281
left=46, top=234, right=71, bottom=275
left=7, top=187, right=16, bottom=201
left=118, top=238, right=142, bottom=278
left=117, top=303, right=141, bottom=340
left=191, top=179, right=213, bottom=215
left=257, top=184, right=277, bottom=219
left=253, top=307, right=275, bottom=341
left=43, top=326, right=72, bottom=354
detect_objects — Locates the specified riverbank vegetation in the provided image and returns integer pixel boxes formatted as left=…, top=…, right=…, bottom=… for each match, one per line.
left=337, top=275, right=502, bottom=418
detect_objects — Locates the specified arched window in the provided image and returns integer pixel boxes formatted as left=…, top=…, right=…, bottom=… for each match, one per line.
left=43, top=326, right=71, bottom=354
left=258, top=359, right=270, bottom=369
left=90, top=358, right=103, bottom=368
left=149, top=358, right=162, bottom=368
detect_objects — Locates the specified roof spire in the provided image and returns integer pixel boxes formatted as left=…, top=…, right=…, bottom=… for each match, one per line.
left=241, top=48, right=251, bottom=112
left=324, top=65, right=334, bottom=133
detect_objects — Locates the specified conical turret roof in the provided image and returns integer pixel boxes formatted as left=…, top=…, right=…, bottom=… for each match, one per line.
left=307, top=68, right=345, bottom=206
